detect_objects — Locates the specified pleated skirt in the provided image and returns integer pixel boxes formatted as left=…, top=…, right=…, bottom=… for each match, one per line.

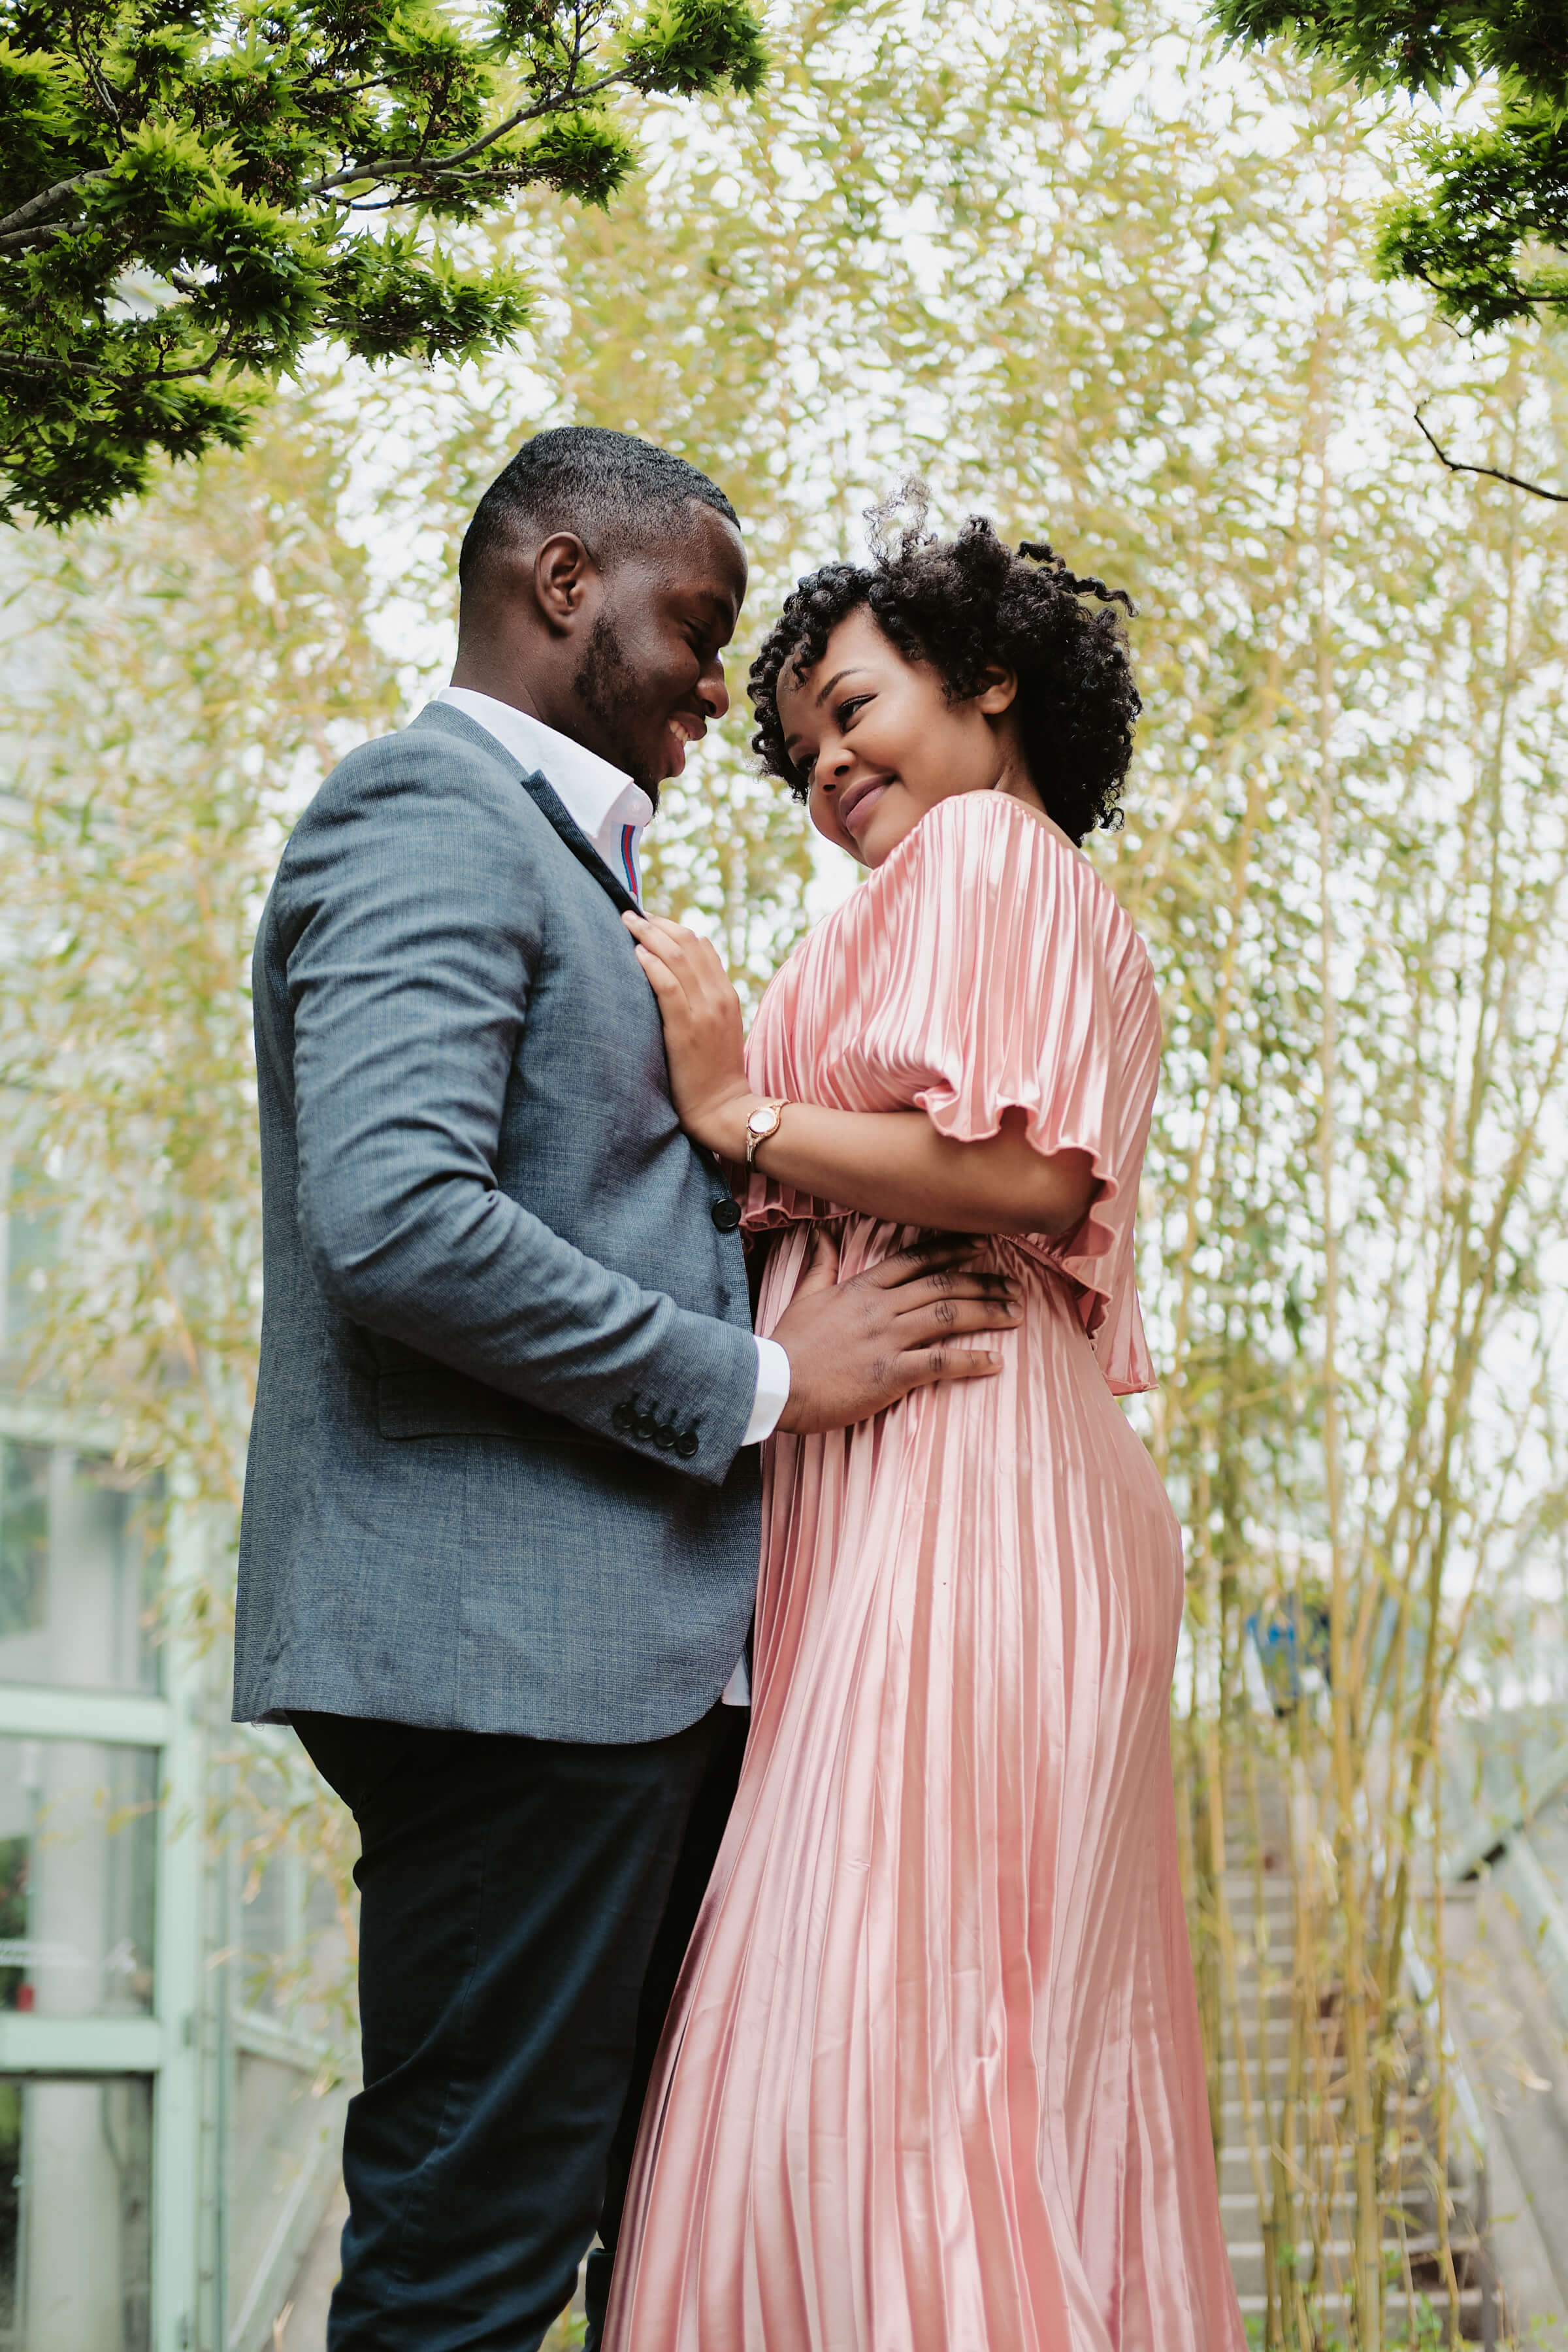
left=604, top=1219, right=1245, bottom=2352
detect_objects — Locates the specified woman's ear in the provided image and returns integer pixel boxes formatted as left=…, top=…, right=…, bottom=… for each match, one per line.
left=975, top=664, right=1019, bottom=715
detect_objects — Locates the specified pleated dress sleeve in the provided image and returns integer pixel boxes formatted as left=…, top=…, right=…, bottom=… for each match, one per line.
left=868, top=791, right=1160, bottom=1396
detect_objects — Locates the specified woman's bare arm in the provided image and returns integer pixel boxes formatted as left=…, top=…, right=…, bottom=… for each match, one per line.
left=624, top=913, right=1096, bottom=1239
left=732, top=1099, right=1092, bottom=1237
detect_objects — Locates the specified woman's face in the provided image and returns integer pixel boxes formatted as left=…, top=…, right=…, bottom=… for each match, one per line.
left=776, top=605, right=1036, bottom=868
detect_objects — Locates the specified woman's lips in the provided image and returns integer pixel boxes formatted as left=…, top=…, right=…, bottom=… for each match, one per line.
left=839, top=777, right=891, bottom=836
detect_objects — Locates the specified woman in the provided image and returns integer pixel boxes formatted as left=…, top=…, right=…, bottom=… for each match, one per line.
left=605, top=502, right=1244, bottom=2351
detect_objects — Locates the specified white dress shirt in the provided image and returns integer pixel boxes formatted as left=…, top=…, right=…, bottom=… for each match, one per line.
left=435, top=687, right=788, bottom=1703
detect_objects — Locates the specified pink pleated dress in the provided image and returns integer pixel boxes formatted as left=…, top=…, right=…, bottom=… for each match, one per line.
left=604, top=791, right=1244, bottom=2352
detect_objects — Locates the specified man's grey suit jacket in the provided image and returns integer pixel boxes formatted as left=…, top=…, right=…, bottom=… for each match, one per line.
left=233, top=700, right=763, bottom=1744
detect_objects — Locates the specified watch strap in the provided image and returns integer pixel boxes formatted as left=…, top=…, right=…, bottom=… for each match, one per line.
left=745, top=1098, right=788, bottom=1169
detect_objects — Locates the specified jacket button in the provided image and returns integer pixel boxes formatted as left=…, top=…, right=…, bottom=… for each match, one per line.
left=676, top=1430, right=699, bottom=1460
left=654, top=1421, right=677, bottom=1451
left=711, top=1198, right=742, bottom=1232
left=611, top=1400, right=635, bottom=1433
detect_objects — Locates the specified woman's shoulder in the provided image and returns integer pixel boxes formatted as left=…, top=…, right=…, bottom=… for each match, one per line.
left=879, top=787, right=1097, bottom=887
left=878, top=791, right=1149, bottom=965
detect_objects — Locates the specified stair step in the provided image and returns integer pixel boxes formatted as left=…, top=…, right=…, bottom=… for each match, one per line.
left=1233, top=2291, right=1484, bottom=2317
left=1205, top=1765, right=1491, bottom=2336
left=1220, top=2063, right=1348, bottom=2095
left=1226, top=2234, right=1480, bottom=2261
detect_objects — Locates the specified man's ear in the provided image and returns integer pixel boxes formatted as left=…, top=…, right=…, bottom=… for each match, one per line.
left=975, top=663, right=1019, bottom=715
left=532, top=532, right=598, bottom=633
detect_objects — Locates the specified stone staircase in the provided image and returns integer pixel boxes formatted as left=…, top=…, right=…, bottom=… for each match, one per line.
left=1212, top=1771, right=1495, bottom=2345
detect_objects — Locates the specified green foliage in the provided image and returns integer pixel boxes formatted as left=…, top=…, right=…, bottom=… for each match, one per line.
left=0, top=385, right=404, bottom=1513
left=1377, top=106, right=1568, bottom=333
left=1210, top=0, right=1565, bottom=101
left=1209, top=0, right=1568, bottom=336
left=0, top=0, right=766, bottom=527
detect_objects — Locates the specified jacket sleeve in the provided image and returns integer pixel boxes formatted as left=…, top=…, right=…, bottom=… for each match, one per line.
left=274, top=733, right=758, bottom=1488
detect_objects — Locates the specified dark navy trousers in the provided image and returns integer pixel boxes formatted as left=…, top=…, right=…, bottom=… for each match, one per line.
left=294, top=1703, right=747, bottom=2352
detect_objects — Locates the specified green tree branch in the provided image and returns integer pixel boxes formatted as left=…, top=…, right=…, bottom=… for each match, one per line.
left=1414, top=399, right=1568, bottom=499
left=0, top=0, right=768, bottom=524
left=1209, top=0, right=1568, bottom=357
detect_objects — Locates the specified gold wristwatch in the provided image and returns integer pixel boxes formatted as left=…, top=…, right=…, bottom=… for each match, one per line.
left=745, top=1099, right=789, bottom=1168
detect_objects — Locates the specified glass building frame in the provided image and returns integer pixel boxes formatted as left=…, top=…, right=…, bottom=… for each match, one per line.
left=0, top=1221, right=346, bottom=2351
left=0, top=1420, right=351, bottom=2351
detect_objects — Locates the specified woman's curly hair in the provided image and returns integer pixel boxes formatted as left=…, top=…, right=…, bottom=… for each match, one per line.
left=748, top=488, right=1139, bottom=845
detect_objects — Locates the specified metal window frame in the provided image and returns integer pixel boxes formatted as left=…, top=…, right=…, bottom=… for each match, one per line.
left=0, top=1476, right=210, bottom=2351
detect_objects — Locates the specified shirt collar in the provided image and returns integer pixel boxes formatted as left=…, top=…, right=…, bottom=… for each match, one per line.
left=434, top=687, right=653, bottom=902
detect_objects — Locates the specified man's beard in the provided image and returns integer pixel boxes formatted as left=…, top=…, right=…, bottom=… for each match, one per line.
left=574, top=611, right=660, bottom=807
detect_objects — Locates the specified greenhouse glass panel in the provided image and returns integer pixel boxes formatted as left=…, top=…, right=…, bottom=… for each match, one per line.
left=0, top=2073, right=152, bottom=2351
left=0, top=1444, right=161, bottom=1695
left=0, top=1741, right=156, bottom=2017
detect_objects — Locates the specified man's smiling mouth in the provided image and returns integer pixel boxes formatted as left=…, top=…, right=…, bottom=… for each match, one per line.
left=664, top=711, right=706, bottom=773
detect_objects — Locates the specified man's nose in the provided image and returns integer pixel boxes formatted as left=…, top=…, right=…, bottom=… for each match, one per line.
left=698, top=659, right=730, bottom=723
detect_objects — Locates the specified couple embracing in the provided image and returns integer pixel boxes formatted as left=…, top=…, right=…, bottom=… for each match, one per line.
left=233, top=427, right=1244, bottom=2352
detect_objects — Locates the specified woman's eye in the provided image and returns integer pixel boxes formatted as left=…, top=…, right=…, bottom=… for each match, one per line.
left=835, top=695, right=869, bottom=729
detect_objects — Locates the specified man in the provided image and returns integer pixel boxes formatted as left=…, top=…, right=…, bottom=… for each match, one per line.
left=233, top=426, right=1015, bottom=2351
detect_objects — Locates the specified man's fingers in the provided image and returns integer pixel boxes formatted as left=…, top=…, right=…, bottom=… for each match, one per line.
left=894, top=1296, right=1021, bottom=1349
left=887, top=1269, right=1019, bottom=1311
left=860, top=1237, right=985, bottom=1289
left=890, top=1347, right=1004, bottom=1392
left=794, top=1226, right=841, bottom=1297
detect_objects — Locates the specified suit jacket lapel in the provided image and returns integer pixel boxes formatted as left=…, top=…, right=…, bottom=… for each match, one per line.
left=411, top=702, right=639, bottom=916
left=512, top=768, right=639, bottom=915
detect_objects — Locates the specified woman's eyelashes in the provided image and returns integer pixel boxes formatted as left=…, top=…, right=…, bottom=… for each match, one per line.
left=794, top=696, right=872, bottom=791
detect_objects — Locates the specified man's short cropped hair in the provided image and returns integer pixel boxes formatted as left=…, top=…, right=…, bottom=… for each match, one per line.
left=458, top=426, right=740, bottom=596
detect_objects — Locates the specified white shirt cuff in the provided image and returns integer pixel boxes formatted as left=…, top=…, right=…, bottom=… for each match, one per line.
left=720, top=1652, right=752, bottom=1707
left=723, top=1336, right=789, bottom=1709
left=721, top=1341, right=789, bottom=1708
left=743, top=1335, right=791, bottom=1446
